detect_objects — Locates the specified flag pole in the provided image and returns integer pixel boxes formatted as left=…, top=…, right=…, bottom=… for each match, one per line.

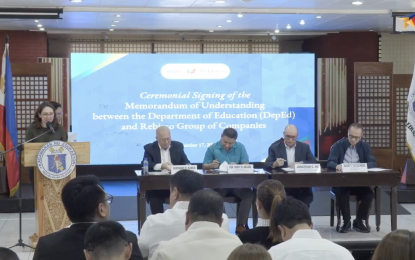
left=5, top=35, right=9, bottom=44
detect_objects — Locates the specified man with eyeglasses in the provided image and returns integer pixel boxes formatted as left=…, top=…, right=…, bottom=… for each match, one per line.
left=328, top=123, right=376, bottom=234
left=33, top=175, right=143, bottom=260
left=264, top=124, right=317, bottom=208
left=142, top=126, right=190, bottom=214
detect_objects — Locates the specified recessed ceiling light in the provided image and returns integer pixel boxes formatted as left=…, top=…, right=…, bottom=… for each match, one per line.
left=37, top=24, right=42, bottom=27
left=316, top=16, right=322, bottom=19
left=209, top=30, right=214, bottom=32
left=226, top=20, right=232, bottom=23
left=300, top=20, right=305, bottom=25
left=352, top=1, right=363, bottom=5
left=34, top=20, right=39, bottom=22
left=275, top=30, right=280, bottom=33
left=214, top=0, right=226, bottom=3
left=70, top=0, right=83, bottom=2
left=39, top=28, right=45, bottom=31
left=113, top=21, right=119, bottom=23
left=286, top=24, right=291, bottom=29
left=237, top=13, right=243, bottom=18
left=111, top=24, right=116, bottom=26
left=217, top=25, right=222, bottom=27
left=115, top=15, right=121, bottom=17
left=369, top=30, right=374, bottom=31
left=109, top=29, right=114, bottom=31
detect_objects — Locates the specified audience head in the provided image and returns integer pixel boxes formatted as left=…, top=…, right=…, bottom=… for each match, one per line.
left=62, top=175, right=112, bottom=223
left=169, top=170, right=204, bottom=207
left=156, top=126, right=171, bottom=150
left=371, top=229, right=415, bottom=260
left=348, top=122, right=363, bottom=147
left=221, top=128, right=238, bottom=151
left=283, top=125, right=298, bottom=148
left=50, top=101, right=63, bottom=125
left=185, top=189, right=223, bottom=230
left=272, top=197, right=312, bottom=241
left=227, top=244, right=272, bottom=260
left=84, top=221, right=132, bottom=260
left=256, top=180, right=286, bottom=243
left=34, top=101, right=58, bottom=129
left=0, top=247, right=19, bottom=260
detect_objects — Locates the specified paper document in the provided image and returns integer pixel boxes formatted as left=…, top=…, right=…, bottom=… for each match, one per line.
left=282, top=167, right=294, bottom=172
left=219, top=161, right=229, bottom=172
left=149, top=171, right=170, bottom=175
left=68, top=132, right=77, bottom=142
left=368, top=168, right=389, bottom=172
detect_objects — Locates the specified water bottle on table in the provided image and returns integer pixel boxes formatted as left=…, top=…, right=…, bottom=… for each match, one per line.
left=143, top=158, right=149, bottom=175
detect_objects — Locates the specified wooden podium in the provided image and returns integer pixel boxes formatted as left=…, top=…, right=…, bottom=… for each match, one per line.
left=22, top=142, right=90, bottom=247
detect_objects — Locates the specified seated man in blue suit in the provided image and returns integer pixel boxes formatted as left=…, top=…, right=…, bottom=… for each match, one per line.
left=142, top=126, right=190, bottom=214
left=328, top=123, right=376, bottom=234
left=264, top=124, right=316, bottom=208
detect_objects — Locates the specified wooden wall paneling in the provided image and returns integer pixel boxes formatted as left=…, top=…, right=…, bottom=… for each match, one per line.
left=393, top=74, right=412, bottom=171
left=11, top=63, right=52, bottom=183
left=354, top=62, right=393, bottom=169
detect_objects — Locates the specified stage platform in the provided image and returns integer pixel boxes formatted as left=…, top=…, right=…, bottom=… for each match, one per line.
left=0, top=181, right=412, bottom=219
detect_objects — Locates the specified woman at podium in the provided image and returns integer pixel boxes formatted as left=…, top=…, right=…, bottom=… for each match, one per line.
left=26, top=101, right=68, bottom=192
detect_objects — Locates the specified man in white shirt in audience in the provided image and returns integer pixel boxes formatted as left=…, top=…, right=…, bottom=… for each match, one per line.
left=151, top=189, right=241, bottom=260
left=138, top=170, right=229, bottom=260
left=268, top=197, right=354, bottom=260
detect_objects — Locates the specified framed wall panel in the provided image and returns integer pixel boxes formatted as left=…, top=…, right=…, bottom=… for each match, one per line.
left=354, top=63, right=393, bottom=169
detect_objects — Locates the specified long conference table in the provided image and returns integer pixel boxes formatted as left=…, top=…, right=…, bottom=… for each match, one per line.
left=135, top=169, right=400, bottom=233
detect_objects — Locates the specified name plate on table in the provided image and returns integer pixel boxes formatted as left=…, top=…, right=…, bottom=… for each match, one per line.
left=341, top=163, right=368, bottom=173
left=294, top=164, right=321, bottom=173
left=228, top=164, right=254, bottom=174
left=171, top=165, right=198, bottom=175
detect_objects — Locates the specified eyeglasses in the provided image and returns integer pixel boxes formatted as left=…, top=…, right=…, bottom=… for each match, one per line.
left=41, top=113, right=54, bottom=117
left=284, top=135, right=297, bottom=140
left=348, top=134, right=362, bottom=141
left=105, top=194, right=113, bottom=204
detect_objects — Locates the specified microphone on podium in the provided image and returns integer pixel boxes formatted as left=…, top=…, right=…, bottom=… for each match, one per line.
left=46, top=122, right=55, bottom=134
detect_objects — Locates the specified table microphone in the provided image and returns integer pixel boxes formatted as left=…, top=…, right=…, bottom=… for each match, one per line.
left=46, top=121, right=55, bottom=134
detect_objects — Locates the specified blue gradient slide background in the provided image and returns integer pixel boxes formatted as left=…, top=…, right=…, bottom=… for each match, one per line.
left=71, top=53, right=315, bottom=165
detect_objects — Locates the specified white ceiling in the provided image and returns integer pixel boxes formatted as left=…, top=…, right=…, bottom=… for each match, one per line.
left=0, top=0, right=413, bottom=34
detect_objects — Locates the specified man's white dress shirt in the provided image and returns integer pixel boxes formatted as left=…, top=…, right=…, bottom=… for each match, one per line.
left=268, top=229, right=354, bottom=260
left=285, top=142, right=296, bottom=167
left=150, top=221, right=241, bottom=260
left=153, top=145, right=172, bottom=171
left=138, top=201, right=230, bottom=259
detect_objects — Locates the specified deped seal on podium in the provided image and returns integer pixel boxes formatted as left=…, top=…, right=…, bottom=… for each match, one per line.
left=37, top=141, right=77, bottom=180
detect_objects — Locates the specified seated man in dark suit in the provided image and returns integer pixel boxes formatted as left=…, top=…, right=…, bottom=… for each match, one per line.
left=142, top=126, right=190, bottom=214
left=84, top=221, right=133, bottom=260
left=264, top=124, right=316, bottom=208
left=33, top=175, right=143, bottom=260
left=328, top=123, right=376, bottom=234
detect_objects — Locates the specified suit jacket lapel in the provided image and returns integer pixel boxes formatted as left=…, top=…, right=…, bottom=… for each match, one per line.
left=170, top=143, right=177, bottom=164
left=294, top=142, right=300, bottom=162
left=278, top=142, right=288, bottom=163
left=154, top=142, right=161, bottom=163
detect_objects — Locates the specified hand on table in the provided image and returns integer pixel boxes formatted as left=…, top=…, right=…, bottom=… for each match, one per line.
left=210, top=160, right=220, bottom=169
left=161, top=162, right=172, bottom=171
left=230, top=162, right=236, bottom=165
left=272, top=158, right=285, bottom=168
left=336, top=165, right=342, bottom=171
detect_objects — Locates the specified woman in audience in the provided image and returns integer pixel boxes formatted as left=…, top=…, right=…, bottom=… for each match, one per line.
left=227, top=244, right=271, bottom=260
left=371, top=229, right=415, bottom=260
left=238, top=180, right=286, bottom=249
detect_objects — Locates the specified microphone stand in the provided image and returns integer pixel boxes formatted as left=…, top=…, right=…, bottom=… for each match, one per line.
left=0, top=129, right=53, bottom=250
